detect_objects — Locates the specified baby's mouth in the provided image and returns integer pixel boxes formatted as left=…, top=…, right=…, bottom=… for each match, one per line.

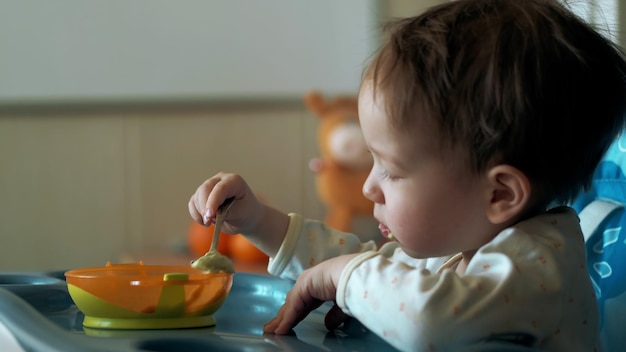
left=378, top=223, right=395, bottom=241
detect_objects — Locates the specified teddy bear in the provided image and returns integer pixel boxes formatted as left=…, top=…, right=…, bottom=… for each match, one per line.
left=305, top=91, right=376, bottom=235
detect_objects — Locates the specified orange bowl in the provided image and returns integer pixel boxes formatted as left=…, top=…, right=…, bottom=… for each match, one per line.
left=65, top=262, right=233, bottom=330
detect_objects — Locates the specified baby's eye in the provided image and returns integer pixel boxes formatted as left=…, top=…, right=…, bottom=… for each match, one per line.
left=388, top=174, right=401, bottom=181
left=380, top=170, right=400, bottom=181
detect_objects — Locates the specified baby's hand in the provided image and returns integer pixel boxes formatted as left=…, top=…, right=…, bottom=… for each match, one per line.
left=188, top=172, right=264, bottom=235
left=263, top=254, right=357, bottom=334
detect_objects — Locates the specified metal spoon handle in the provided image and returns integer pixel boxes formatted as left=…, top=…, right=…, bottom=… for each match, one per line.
left=208, top=197, right=235, bottom=253
left=209, top=215, right=224, bottom=252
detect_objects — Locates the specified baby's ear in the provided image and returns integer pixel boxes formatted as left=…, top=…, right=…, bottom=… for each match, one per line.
left=485, top=165, right=531, bottom=225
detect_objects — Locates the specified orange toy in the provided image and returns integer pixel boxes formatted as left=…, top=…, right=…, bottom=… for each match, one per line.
left=187, top=221, right=230, bottom=258
left=228, top=234, right=268, bottom=264
left=305, top=91, right=374, bottom=232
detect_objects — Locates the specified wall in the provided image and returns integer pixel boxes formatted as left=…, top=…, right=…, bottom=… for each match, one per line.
left=0, top=1, right=378, bottom=102
left=614, top=1, right=624, bottom=53
left=0, top=103, right=323, bottom=270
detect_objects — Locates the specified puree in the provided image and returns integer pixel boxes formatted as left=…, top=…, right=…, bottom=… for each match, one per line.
left=191, top=251, right=235, bottom=274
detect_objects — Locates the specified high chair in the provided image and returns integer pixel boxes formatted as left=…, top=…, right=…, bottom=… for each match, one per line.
left=571, top=131, right=626, bottom=351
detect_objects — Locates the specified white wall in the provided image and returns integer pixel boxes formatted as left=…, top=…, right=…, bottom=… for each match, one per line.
left=0, top=0, right=379, bottom=103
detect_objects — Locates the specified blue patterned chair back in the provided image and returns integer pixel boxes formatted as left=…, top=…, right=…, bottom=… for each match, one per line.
left=571, top=132, right=626, bottom=351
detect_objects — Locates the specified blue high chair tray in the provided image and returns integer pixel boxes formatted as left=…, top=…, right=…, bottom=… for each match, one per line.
left=0, top=271, right=396, bottom=352
left=0, top=271, right=541, bottom=351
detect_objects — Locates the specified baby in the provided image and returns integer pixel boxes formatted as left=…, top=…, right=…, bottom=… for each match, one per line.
left=189, top=0, right=626, bottom=350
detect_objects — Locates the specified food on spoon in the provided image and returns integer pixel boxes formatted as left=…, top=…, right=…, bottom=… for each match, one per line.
left=191, top=251, right=235, bottom=274
left=191, top=197, right=236, bottom=274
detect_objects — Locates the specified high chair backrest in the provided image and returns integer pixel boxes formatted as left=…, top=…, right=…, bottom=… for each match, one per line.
left=571, top=132, right=626, bottom=351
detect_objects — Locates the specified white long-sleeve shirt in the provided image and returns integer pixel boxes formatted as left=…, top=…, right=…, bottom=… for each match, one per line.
left=267, top=207, right=599, bottom=352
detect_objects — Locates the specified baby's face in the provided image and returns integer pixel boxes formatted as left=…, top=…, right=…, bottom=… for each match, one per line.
left=358, top=82, right=495, bottom=258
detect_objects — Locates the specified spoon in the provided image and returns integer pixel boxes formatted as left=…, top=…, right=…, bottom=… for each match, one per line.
left=191, top=197, right=236, bottom=273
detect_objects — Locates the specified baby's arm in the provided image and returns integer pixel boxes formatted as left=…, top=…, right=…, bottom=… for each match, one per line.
left=264, top=253, right=359, bottom=334
left=267, top=213, right=377, bottom=281
left=262, top=214, right=380, bottom=334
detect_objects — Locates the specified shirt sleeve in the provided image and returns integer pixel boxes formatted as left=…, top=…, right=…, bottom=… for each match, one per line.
left=267, top=213, right=377, bottom=280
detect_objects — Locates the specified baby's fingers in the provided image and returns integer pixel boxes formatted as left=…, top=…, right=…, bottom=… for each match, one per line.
left=190, top=176, right=225, bottom=223
left=188, top=194, right=204, bottom=224
left=264, top=291, right=323, bottom=334
left=263, top=310, right=283, bottom=334
left=263, top=304, right=303, bottom=335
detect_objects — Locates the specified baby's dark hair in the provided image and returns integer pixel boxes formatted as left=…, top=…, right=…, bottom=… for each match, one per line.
left=364, top=0, right=626, bottom=206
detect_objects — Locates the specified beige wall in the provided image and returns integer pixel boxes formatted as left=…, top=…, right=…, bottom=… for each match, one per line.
left=617, top=0, right=626, bottom=49
left=0, top=105, right=326, bottom=270
left=384, top=0, right=446, bottom=18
